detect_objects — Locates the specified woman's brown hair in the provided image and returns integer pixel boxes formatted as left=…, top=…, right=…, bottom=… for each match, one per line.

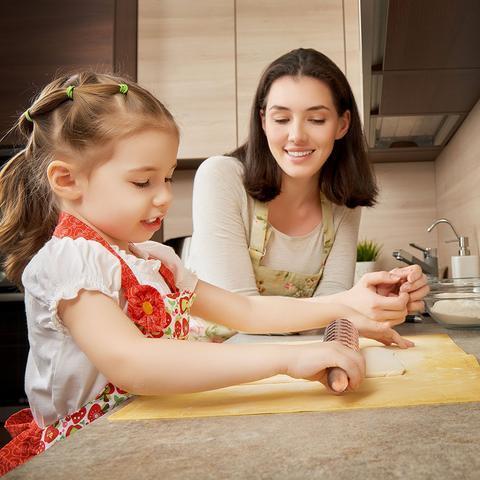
left=230, top=48, right=377, bottom=207
left=0, top=71, right=178, bottom=287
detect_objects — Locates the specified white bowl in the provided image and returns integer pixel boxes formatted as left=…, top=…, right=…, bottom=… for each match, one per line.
left=426, top=278, right=480, bottom=328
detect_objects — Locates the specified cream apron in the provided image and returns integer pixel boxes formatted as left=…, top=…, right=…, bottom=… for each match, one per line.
left=249, top=194, right=334, bottom=298
left=191, top=194, right=335, bottom=342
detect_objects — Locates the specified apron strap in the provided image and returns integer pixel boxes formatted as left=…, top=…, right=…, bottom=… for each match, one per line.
left=319, top=193, right=334, bottom=260
left=249, top=200, right=270, bottom=266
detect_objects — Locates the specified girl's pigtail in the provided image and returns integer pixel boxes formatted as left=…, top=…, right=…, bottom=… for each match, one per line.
left=0, top=147, right=58, bottom=288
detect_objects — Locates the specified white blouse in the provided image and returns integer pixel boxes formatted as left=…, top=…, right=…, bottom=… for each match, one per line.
left=21, top=236, right=198, bottom=428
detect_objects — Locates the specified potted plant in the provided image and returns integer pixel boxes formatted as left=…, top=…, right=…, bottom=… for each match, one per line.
left=354, top=239, right=382, bottom=283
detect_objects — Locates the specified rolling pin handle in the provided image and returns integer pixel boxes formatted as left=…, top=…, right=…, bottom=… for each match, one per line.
left=327, top=367, right=349, bottom=393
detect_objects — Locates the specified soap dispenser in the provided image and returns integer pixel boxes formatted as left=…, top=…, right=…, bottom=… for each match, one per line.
left=427, top=218, right=480, bottom=278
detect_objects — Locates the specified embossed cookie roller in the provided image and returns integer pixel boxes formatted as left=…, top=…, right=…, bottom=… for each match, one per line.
left=323, top=318, right=360, bottom=393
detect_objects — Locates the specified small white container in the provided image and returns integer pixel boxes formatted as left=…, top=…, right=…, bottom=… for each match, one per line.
left=451, top=255, right=480, bottom=279
left=354, top=261, right=376, bottom=283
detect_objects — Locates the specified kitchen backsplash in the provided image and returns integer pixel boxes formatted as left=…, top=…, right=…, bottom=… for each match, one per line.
left=434, top=98, right=480, bottom=274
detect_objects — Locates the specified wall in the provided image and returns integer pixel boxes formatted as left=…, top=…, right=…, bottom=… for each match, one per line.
left=434, top=99, right=480, bottom=274
left=358, top=162, right=437, bottom=271
left=163, top=170, right=196, bottom=242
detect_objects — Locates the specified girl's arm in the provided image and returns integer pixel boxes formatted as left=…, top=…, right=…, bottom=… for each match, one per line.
left=191, top=280, right=413, bottom=348
left=60, top=290, right=364, bottom=395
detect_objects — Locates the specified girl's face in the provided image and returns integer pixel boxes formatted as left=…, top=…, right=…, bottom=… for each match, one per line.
left=73, top=128, right=178, bottom=250
left=261, top=75, right=350, bottom=184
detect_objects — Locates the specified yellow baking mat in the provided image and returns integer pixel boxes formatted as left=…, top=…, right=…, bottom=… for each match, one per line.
left=109, top=334, right=480, bottom=420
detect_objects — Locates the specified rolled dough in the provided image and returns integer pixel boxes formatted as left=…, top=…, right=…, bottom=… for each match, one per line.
left=362, top=346, right=406, bottom=378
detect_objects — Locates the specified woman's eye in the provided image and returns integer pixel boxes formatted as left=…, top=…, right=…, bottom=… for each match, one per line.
left=273, top=118, right=289, bottom=124
left=132, top=180, right=150, bottom=188
left=310, top=119, right=326, bottom=124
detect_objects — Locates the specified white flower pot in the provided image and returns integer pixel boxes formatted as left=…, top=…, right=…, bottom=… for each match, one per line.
left=354, top=261, right=377, bottom=284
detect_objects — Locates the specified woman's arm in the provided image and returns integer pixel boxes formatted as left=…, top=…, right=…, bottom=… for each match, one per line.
left=314, top=206, right=360, bottom=296
left=60, top=290, right=364, bottom=395
left=188, top=157, right=260, bottom=295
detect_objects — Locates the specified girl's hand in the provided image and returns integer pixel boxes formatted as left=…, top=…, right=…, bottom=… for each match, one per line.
left=335, top=271, right=410, bottom=324
left=284, top=341, right=365, bottom=392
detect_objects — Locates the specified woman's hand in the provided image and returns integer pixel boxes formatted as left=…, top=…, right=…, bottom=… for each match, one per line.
left=334, top=271, right=410, bottom=324
left=284, top=341, right=365, bottom=393
left=378, top=265, right=429, bottom=313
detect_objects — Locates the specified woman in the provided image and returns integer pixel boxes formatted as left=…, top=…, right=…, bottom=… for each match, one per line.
left=187, top=48, right=427, bottom=340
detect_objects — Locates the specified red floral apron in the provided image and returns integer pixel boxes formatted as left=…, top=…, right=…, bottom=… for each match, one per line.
left=0, top=212, right=195, bottom=475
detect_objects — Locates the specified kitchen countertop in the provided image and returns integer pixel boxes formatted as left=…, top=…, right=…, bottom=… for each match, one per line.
left=6, top=319, right=480, bottom=480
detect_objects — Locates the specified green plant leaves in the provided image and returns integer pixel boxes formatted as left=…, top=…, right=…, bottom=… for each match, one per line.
left=357, top=239, right=382, bottom=262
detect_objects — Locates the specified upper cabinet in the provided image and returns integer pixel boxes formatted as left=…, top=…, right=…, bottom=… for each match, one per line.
left=137, top=0, right=363, bottom=159
left=0, top=0, right=137, bottom=147
left=138, top=1, right=237, bottom=159
left=361, top=0, right=480, bottom=163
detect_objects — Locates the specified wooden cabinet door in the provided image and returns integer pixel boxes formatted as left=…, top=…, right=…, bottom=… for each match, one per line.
left=0, top=0, right=137, bottom=147
left=138, top=0, right=236, bottom=159
left=236, top=0, right=362, bottom=143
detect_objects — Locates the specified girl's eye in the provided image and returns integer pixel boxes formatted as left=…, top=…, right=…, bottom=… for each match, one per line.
left=132, top=180, right=150, bottom=188
left=310, top=119, right=326, bottom=124
left=273, top=118, right=289, bottom=124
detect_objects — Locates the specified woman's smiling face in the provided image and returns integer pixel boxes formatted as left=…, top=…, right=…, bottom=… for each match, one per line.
left=261, top=75, right=350, bottom=182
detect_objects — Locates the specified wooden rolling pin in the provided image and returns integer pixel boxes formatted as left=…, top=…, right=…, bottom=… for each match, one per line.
left=323, top=318, right=360, bottom=393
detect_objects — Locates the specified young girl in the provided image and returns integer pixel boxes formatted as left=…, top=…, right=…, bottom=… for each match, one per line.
left=0, top=72, right=413, bottom=474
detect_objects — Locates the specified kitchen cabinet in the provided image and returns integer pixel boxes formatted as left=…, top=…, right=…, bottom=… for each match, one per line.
left=0, top=0, right=137, bottom=147
left=0, top=296, right=29, bottom=408
left=138, top=0, right=237, bottom=159
left=0, top=0, right=137, bottom=146
left=138, top=0, right=362, bottom=159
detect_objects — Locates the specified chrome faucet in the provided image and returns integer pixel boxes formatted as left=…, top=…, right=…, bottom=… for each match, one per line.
left=392, top=243, right=438, bottom=279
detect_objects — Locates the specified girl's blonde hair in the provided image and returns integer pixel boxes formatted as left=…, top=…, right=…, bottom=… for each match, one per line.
left=0, top=71, right=178, bottom=287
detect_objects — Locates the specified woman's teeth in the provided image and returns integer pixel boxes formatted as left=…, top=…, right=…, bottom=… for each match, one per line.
left=144, top=217, right=159, bottom=224
left=286, top=150, right=314, bottom=157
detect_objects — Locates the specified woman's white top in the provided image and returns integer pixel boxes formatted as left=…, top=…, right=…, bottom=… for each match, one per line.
left=21, top=237, right=198, bottom=428
left=187, top=156, right=361, bottom=296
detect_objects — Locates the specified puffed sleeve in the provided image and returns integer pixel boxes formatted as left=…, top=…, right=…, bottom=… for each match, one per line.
left=135, top=241, right=198, bottom=293
left=22, top=237, right=122, bottom=331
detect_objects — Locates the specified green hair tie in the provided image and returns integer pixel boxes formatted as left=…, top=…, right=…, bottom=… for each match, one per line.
left=119, top=83, right=129, bottom=94
left=24, top=110, right=33, bottom=122
left=66, top=85, right=75, bottom=100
